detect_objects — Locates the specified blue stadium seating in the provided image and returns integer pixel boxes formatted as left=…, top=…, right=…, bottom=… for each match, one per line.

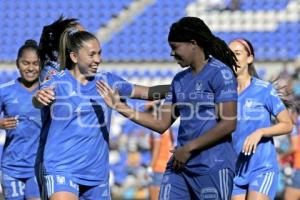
left=0, top=0, right=133, bottom=62
left=239, top=0, right=290, bottom=11
left=0, top=0, right=299, bottom=62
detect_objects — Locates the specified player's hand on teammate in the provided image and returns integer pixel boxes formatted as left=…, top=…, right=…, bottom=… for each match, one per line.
left=34, top=87, right=55, bottom=106
left=170, top=145, right=191, bottom=171
left=242, top=129, right=264, bottom=155
left=96, top=81, right=121, bottom=109
left=0, top=116, right=18, bottom=129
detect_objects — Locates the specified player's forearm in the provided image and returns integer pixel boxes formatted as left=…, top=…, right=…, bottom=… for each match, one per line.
left=115, top=103, right=168, bottom=133
left=260, top=121, right=293, bottom=137
left=131, top=85, right=170, bottom=100
left=260, top=109, right=293, bottom=137
left=185, top=119, right=236, bottom=152
left=148, top=85, right=170, bottom=100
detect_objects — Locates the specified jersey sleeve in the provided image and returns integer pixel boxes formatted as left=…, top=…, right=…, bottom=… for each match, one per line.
left=211, top=67, right=238, bottom=103
left=40, top=77, right=56, bottom=90
left=39, top=61, right=60, bottom=83
left=164, top=80, right=176, bottom=104
left=107, top=73, right=134, bottom=97
left=265, top=85, right=286, bottom=116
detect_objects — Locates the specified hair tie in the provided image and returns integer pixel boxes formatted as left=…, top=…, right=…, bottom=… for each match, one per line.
left=68, top=28, right=79, bottom=36
left=233, top=39, right=252, bottom=55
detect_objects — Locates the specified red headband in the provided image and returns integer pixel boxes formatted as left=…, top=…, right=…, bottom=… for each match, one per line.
left=233, top=39, right=252, bottom=55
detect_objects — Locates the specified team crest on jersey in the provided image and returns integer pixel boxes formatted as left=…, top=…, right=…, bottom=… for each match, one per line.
left=195, top=81, right=203, bottom=92
left=221, top=69, right=233, bottom=80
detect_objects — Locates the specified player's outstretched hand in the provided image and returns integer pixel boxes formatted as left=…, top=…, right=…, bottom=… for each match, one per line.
left=96, top=80, right=121, bottom=109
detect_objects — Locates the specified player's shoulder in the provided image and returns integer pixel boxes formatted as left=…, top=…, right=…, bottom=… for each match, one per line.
left=40, top=70, right=67, bottom=86
left=252, top=77, right=271, bottom=89
left=173, top=68, right=190, bottom=81
left=0, top=80, right=16, bottom=90
left=95, top=71, right=112, bottom=79
left=208, top=57, right=232, bottom=74
left=49, top=70, right=67, bottom=80
left=206, top=58, right=236, bottom=86
left=95, top=71, right=130, bottom=87
left=43, top=61, right=60, bottom=71
left=95, top=71, right=117, bottom=83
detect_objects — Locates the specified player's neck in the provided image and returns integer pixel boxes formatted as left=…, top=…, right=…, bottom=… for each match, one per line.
left=190, top=54, right=208, bottom=75
left=237, top=73, right=251, bottom=94
left=19, top=78, right=39, bottom=91
left=69, top=68, right=89, bottom=85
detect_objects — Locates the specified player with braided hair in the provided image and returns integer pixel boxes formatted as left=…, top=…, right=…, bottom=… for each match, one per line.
left=98, top=16, right=239, bottom=200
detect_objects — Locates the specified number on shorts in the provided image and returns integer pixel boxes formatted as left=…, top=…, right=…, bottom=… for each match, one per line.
left=10, top=181, right=25, bottom=197
left=159, top=183, right=171, bottom=200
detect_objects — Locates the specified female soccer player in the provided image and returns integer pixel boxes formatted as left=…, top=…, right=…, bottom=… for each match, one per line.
left=0, top=40, right=41, bottom=200
left=34, top=16, right=85, bottom=200
left=229, top=38, right=293, bottom=200
left=283, top=107, right=300, bottom=200
left=37, top=29, right=131, bottom=200
left=34, top=17, right=170, bottom=200
left=98, top=16, right=239, bottom=200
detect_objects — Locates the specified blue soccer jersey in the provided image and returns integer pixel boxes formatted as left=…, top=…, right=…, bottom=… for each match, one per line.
left=232, top=77, right=286, bottom=185
left=40, top=70, right=133, bottom=186
left=165, top=57, right=238, bottom=175
left=0, top=80, right=41, bottom=178
left=40, top=61, right=60, bottom=83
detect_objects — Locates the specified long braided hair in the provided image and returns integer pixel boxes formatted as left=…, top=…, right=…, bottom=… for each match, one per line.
left=168, top=17, right=238, bottom=76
